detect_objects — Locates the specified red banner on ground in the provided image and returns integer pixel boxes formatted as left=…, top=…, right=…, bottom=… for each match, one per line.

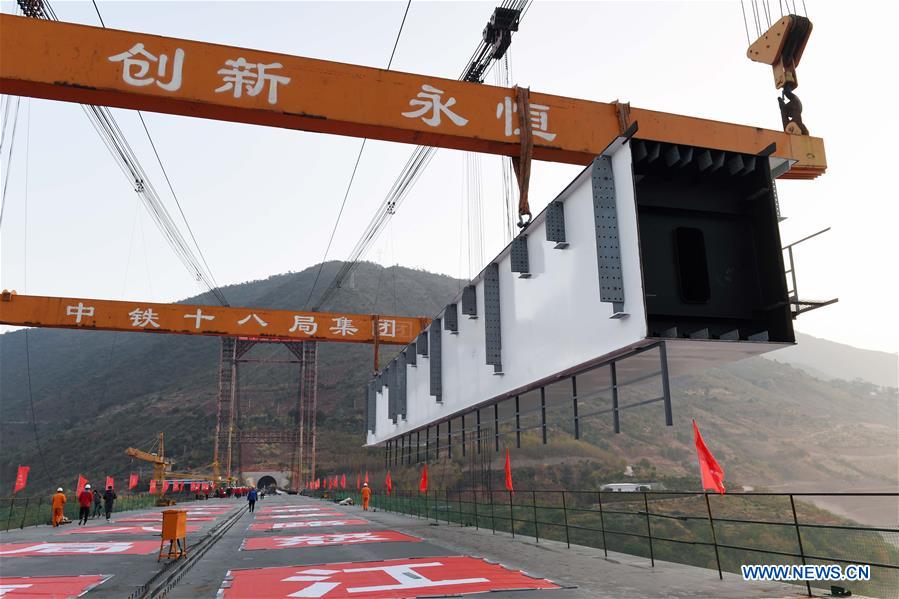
left=76, top=475, right=88, bottom=496
left=0, top=541, right=159, bottom=557
left=249, top=519, right=368, bottom=532
left=0, top=575, right=109, bottom=596
left=255, top=513, right=341, bottom=520
left=128, top=473, right=138, bottom=490
left=241, top=530, right=420, bottom=551
left=221, top=556, right=559, bottom=598
left=118, top=515, right=215, bottom=522
left=60, top=524, right=200, bottom=535
left=259, top=507, right=328, bottom=514
left=148, top=479, right=157, bottom=494
left=105, top=476, right=114, bottom=489
left=13, top=466, right=29, bottom=494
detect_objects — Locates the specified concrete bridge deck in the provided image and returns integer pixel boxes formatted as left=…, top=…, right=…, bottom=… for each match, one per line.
left=0, top=494, right=814, bottom=598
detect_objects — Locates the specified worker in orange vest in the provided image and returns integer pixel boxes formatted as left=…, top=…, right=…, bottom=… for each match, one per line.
left=51, top=487, right=67, bottom=527
left=361, top=482, right=372, bottom=511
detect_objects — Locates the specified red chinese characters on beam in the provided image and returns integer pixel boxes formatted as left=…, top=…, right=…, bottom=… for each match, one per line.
left=220, top=556, right=559, bottom=598
left=241, top=531, right=420, bottom=551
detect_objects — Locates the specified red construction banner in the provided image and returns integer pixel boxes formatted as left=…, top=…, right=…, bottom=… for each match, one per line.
left=249, top=519, right=368, bottom=532
left=105, top=476, right=114, bottom=489
left=419, top=464, right=428, bottom=493
left=13, top=466, right=29, bottom=493
left=128, top=473, right=138, bottom=490
left=220, top=556, right=559, bottom=598
left=504, top=448, right=514, bottom=492
left=0, top=541, right=160, bottom=557
left=385, top=471, right=393, bottom=495
left=356, top=472, right=361, bottom=490
left=61, top=524, right=200, bottom=535
left=693, top=419, right=726, bottom=494
left=76, top=475, right=88, bottom=496
left=0, top=575, right=109, bottom=596
left=364, top=471, right=369, bottom=485
left=161, top=480, right=170, bottom=493
left=340, top=473, right=346, bottom=489
left=148, top=479, right=157, bottom=494
left=241, top=531, right=420, bottom=551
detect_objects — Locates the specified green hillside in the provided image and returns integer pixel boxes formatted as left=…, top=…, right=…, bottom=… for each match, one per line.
left=1, top=262, right=896, bottom=504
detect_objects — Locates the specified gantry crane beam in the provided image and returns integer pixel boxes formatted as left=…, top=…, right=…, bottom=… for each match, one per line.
left=0, top=292, right=429, bottom=345
left=0, top=14, right=825, bottom=178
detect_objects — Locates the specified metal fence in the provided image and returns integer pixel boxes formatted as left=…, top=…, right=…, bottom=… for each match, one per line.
left=0, top=492, right=199, bottom=532
left=312, top=488, right=899, bottom=599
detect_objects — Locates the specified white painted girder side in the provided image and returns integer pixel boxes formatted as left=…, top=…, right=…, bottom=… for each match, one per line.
left=368, top=143, right=647, bottom=446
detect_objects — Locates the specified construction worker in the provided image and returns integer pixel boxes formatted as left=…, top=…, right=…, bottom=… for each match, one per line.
left=361, top=482, right=371, bottom=511
left=77, top=484, right=93, bottom=526
left=51, top=487, right=66, bottom=527
left=103, top=485, right=117, bottom=521
left=91, top=488, right=103, bottom=519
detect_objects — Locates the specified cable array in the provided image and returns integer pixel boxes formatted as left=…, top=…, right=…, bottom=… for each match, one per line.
left=17, top=0, right=228, bottom=306
left=309, top=0, right=532, bottom=310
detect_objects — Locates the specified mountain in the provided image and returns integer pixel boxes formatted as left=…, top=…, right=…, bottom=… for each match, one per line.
left=1, top=263, right=896, bottom=506
left=765, top=332, right=898, bottom=388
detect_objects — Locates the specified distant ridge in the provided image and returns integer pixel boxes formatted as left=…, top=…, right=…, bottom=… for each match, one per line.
left=766, top=332, right=898, bottom=388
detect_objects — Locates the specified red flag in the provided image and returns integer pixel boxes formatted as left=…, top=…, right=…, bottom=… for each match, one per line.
left=693, top=419, right=725, bottom=494
left=364, top=471, right=369, bottom=485
left=340, top=473, right=346, bottom=489
left=356, top=472, right=361, bottom=490
left=149, top=479, right=157, bottom=493
left=105, top=476, right=114, bottom=490
left=76, top=475, right=88, bottom=496
left=161, top=480, right=170, bottom=494
left=385, top=471, right=393, bottom=495
left=13, top=466, right=29, bottom=494
left=504, top=448, right=514, bottom=492
left=419, top=464, right=428, bottom=493
left=128, top=473, right=138, bottom=490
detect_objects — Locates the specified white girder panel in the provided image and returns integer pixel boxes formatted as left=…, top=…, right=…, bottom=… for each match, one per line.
left=368, top=142, right=647, bottom=445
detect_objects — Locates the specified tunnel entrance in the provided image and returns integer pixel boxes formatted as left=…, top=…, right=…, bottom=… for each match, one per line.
left=257, top=475, right=277, bottom=490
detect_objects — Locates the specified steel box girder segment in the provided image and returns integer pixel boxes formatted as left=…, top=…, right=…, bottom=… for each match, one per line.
left=0, top=14, right=825, bottom=178
left=0, top=293, right=428, bottom=345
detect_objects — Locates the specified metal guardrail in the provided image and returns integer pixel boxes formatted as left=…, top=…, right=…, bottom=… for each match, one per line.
left=311, top=488, right=899, bottom=599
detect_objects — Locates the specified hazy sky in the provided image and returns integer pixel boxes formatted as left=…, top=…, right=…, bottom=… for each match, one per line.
left=1, top=1, right=897, bottom=354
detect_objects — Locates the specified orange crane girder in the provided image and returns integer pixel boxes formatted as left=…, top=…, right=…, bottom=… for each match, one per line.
left=0, top=292, right=429, bottom=345
left=0, top=15, right=825, bottom=178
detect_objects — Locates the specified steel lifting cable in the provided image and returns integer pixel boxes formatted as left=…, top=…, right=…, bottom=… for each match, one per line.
left=0, top=97, right=22, bottom=228
left=310, top=0, right=532, bottom=311
left=302, top=0, right=413, bottom=310
left=25, top=0, right=229, bottom=306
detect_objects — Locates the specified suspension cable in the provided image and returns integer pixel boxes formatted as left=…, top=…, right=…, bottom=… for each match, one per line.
left=22, top=0, right=229, bottom=306
left=302, top=0, right=413, bottom=309
left=310, top=0, right=532, bottom=311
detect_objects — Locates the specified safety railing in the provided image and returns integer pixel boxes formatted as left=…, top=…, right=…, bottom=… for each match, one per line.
left=311, top=488, right=899, bottom=599
left=0, top=492, right=201, bottom=532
